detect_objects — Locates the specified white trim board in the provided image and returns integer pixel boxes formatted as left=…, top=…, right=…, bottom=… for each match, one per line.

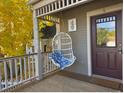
left=36, top=0, right=93, bottom=17
left=86, top=3, right=122, bottom=76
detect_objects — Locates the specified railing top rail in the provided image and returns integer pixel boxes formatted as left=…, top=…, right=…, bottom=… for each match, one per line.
left=0, top=53, right=38, bottom=62
left=0, top=52, right=53, bottom=62
left=41, top=51, right=52, bottom=54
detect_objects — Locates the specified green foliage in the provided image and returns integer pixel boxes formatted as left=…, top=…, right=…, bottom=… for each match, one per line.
left=97, top=28, right=108, bottom=46
left=0, top=0, right=33, bottom=57
left=38, top=19, right=55, bottom=39
left=97, top=28, right=115, bottom=46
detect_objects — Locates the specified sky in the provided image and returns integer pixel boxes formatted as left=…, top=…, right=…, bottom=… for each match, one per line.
left=97, top=21, right=115, bottom=31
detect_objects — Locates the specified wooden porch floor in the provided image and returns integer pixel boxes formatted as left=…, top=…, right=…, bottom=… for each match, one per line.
left=16, top=75, right=120, bottom=92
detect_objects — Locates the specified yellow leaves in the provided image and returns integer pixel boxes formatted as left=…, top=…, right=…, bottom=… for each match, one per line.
left=38, top=20, right=54, bottom=30
left=47, top=21, right=54, bottom=26
left=0, top=0, right=33, bottom=57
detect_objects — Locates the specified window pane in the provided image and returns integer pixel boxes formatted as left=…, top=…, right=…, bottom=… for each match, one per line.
left=96, top=18, right=116, bottom=47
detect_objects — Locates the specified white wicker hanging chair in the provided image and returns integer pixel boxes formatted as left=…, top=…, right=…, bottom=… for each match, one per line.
left=49, top=32, right=76, bottom=69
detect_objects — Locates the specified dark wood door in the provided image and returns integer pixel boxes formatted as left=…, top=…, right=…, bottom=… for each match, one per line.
left=91, top=11, right=122, bottom=79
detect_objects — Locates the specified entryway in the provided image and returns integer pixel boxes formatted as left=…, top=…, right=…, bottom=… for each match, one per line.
left=91, top=11, right=122, bottom=79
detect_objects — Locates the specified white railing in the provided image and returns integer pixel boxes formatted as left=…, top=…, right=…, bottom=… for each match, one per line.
left=0, top=53, right=38, bottom=91
left=0, top=52, right=59, bottom=91
left=42, top=52, right=59, bottom=76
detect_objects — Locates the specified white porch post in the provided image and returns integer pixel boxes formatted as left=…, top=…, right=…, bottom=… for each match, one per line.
left=56, top=18, right=60, bottom=34
left=33, top=10, right=43, bottom=80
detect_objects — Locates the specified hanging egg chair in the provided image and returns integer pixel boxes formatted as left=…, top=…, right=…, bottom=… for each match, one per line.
left=49, top=32, right=76, bottom=70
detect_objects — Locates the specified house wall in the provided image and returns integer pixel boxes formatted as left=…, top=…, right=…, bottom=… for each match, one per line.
left=55, top=0, right=122, bottom=76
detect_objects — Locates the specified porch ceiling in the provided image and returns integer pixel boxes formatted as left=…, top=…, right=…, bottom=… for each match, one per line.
left=35, top=0, right=94, bottom=17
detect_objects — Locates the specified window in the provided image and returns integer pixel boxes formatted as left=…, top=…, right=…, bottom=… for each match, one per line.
left=96, top=16, right=116, bottom=47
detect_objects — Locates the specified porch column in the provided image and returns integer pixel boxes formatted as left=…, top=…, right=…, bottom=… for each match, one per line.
left=33, top=10, right=43, bottom=80
left=56, top=18, right=60, bottom=34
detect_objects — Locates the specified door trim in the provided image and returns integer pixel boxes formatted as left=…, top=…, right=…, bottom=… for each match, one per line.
left=86, top=3, right=122, bottom=76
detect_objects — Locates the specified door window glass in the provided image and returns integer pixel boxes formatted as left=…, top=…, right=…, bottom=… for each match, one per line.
left=96, top=16, right=116, bottom=47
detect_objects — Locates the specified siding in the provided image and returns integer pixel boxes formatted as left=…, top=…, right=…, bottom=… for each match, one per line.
left=56, top=0, right=122, bottom=75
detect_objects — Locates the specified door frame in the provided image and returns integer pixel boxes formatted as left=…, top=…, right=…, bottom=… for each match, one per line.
left=86, top=3, right=122, bottom=77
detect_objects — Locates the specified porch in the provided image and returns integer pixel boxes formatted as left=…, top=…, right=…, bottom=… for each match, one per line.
left=31, top=0, right=123, bottom=82
left=0, top=52, right=122, bottom=92
left=15, top=74, right=119, bottom=92
left=0, top=0, right=123, bottom=92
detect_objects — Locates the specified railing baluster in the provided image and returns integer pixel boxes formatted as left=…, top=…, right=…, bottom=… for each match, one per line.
left=50, top=61, right=53, bottom=71
left=0, top=69, right=1, bottom=89
left=4, top=61, right=8, bottom=89
left=49, top=57, right=52, bottom=72
left=51, top=3, right=54, bottom=10
left=19, top=58, right=23, bottom=82
left=67, top=0, right=69, bottom=5
left=63, top=0, right=65, bottom=7
left=51, top=61, right=53, bottom=71
left=42, top=7, right=45, bottom=14
left=42, top=54, right=44, bottom=74
left=45, top=54, right=47, bottom=73
left=58, top=0, right=61, bottom=8
left=55, top=2, right=57, bottom=10
left=31, top=55, right=35, bottom=77
left=48, top=4, right=51, bottom=12
left=46, top=5, right=48, bottom=12
left=34, top=56, right=36, bottom=76
left=9, top=60, right=13, bottom=85
left=24, top=57, right=27, bottom=80
left=52, top=61, right=55, bottom=71
left=15, top=59, right=18, bottom=83
left=50, top=60, right=53, bottom=71
left=71, top=0, right=73, bottom=4
left=0, top=79, right=1, bottom=90
left=47, top=54, right=49, bottom=73
left=47, top=54, right=49, bottom=72
left=44, top=54, right=46, bottom=73
left=40, top=8, right=42, bottom=14
left=28, top=56, right=31, bottom=79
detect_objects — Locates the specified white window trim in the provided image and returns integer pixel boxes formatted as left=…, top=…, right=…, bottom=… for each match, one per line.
left=87, top=3, right=122, bottom=76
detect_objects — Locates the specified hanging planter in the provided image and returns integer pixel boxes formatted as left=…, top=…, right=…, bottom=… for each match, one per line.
left=40, top=25, right=56, bottom=39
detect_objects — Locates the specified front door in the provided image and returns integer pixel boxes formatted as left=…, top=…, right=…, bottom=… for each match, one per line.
left=91, top=11, right=122, bottom=79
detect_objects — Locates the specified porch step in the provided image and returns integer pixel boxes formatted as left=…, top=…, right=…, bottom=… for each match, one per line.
left=91, top=75, right=122, bottom=91
left=92, top=75, right=122, bottom=83
left=58, top=71, right=123, bottom=91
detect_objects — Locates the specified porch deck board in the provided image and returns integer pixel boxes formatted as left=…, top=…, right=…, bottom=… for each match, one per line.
left=16, top=75, right=119, bottom=92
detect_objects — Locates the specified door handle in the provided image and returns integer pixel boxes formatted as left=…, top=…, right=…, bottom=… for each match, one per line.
left=118, top=48, right=122, bottom=54
left=118, top=43, right=122, bottom=54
